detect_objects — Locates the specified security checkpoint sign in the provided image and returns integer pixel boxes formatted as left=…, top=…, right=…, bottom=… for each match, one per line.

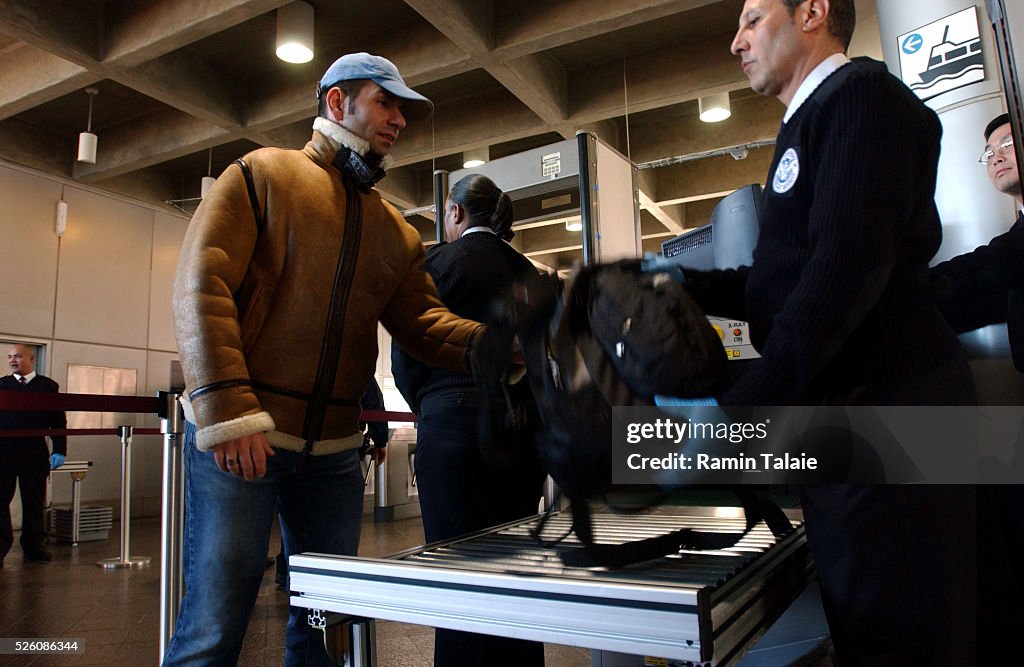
left=897, top=6, right=985, bottom=102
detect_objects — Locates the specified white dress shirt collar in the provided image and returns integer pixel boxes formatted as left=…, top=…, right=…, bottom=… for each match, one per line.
left=14, top=371, right=36, bottom=384
left=783, top=52, right=852, bottom=125
left=460, top=226, right=496, bottom=238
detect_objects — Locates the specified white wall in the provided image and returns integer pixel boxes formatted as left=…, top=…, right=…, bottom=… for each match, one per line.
left=0, top=160, right=189, bottom=518
left=0, top=167, right=62, bottom=338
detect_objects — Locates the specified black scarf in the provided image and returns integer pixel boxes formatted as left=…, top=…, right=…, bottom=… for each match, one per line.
left=331, top=146, right=386, bottom=193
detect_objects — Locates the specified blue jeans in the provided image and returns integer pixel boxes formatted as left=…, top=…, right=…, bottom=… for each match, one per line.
left=163, top=423, right=363, bottom=666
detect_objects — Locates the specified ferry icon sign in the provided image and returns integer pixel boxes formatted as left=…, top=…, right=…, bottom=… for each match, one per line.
left=897, top=6, right=985, bottom=102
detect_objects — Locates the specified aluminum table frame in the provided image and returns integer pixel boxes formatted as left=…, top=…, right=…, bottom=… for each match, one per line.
left=290, top=505, right=810, bottom=666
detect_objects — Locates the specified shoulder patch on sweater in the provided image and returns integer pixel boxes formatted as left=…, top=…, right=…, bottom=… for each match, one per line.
left=773, top=147, right=800, bottom=194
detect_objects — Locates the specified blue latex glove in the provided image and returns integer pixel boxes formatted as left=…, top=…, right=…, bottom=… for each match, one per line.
left=50, top=453, right=65, bottom=470
left=641, top=252, right=686, bottom=283
left=654, top=395, right=719, bottom=407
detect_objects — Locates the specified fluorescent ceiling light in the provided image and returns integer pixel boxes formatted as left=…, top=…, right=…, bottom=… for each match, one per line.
left=277, top=2, right=314, bottom=64
left=76, top=88, right=100, bottom=164
left=462, top=146, right=489, bottom=169
left=699, top=92, right=731, bottom=123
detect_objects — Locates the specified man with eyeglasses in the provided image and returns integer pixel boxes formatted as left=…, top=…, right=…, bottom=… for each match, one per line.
left=933, top=113, right=1024, bottom=369
left=982, top=116, right=1021, bottom=205
left=932, top=112, right=1024, bottom=653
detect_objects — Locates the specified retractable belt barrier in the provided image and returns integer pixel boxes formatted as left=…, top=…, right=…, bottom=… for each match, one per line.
left=0, top=390, right=162, bottom=565
left=0, top=427, right=161, bottom=437
left=0, top=388, right=180, bottom=657
left=0, top=390, right=160, bottom=413
left=0, top=389, right=416, bottom=662
left=356, top=409, right=416, bottom=422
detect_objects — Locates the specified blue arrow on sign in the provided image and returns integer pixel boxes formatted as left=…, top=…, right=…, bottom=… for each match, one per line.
left=902, top=33, right=923, bottom=54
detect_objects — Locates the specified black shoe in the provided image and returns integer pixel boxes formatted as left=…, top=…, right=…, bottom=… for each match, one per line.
left=274, top=552, right=286, bottom=587
left=24, top=550, right=52, bottom=562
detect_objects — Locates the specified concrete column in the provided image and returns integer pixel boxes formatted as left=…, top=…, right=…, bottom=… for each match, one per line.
left=876, top=0, right=1015, bottom=261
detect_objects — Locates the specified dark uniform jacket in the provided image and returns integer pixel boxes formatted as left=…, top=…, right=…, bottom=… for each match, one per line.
left=392, top=231, right=537, bottom=412
left=932, top=211, right=1024, bottom=371
left=0, top=374, right=67, bottom=456
left=684, top=58, right=962, bottom=405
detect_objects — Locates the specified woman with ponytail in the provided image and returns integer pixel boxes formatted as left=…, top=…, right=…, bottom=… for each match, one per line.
left=392, top=173, right=546, bottom=666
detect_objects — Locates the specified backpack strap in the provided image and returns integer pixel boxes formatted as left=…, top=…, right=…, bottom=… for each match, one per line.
left=735, top=487, right=793, bottom=537
left=560, top=490, right=793, bottom=569
left=230, top=158, right=266, bottom=311
left=233, top=158, right=265, bottom=235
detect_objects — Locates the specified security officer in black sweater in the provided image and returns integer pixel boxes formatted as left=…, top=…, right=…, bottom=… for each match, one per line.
left=0, top=343, right=67, bottom=565
left=681, top=1, right=977, bottom=663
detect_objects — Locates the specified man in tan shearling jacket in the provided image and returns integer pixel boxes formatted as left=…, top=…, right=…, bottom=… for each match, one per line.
left=164, top=53, right=483, bottom=667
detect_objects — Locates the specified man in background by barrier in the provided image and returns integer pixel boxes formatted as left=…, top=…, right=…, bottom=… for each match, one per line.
left=0, top=343, right=66, bottom=566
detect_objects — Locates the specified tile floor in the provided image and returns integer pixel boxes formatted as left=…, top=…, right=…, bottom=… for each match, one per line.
left=0, top=515, right=592, bottom=666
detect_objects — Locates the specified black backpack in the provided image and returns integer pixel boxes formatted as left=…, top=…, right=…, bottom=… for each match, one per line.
left=486, top=259, right=792, bottom=568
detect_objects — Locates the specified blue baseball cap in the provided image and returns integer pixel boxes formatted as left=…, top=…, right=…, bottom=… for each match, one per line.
left=318, top=52, right=433, bottom=122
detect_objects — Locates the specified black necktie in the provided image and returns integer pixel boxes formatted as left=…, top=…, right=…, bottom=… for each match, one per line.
left=19, top=376, right=27, bottom=385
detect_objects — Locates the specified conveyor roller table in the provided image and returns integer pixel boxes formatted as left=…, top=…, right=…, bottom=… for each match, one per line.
left=290, top=505, right=811, bottom=666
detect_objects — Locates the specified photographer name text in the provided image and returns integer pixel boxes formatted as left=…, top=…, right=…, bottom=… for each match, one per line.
left=626, top=452, right=818, bottom=471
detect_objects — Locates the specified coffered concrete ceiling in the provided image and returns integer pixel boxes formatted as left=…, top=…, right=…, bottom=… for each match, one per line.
left=0, top=0, right=881, bottom=267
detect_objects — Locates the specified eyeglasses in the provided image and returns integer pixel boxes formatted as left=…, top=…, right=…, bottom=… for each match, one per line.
left=979, top=136, right=1015, bottom=165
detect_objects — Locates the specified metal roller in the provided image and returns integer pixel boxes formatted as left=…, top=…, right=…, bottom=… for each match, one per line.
left=290, top=505, right=812, bottom=666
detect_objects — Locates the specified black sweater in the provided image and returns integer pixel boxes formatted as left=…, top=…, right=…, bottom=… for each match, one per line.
left=932, top=212, right=1024, bottom=370
left=0, top=374, right=67, bottom=454
left=392, top=232, right=537, bottom=410
left=687, top=58, right=961, bottom=405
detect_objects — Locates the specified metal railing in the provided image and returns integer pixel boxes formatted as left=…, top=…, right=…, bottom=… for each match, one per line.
left=0, top=389, right=417, bottom=663
left=0, top=389, right=181, bottom=659
left=157, top=392, right=185, bottom=658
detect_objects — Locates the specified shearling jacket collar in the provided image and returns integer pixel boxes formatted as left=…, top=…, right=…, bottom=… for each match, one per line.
left=311, top=117, right=391, bottom=192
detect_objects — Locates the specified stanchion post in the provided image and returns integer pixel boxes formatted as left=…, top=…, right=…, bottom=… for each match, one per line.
left=70, top=470, right=86, bottom=545
left=98, top=424, right=151, bottom=569
left=373, top=450, right=391, bottom=523
left=158, top=391, right=185, bottom=661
